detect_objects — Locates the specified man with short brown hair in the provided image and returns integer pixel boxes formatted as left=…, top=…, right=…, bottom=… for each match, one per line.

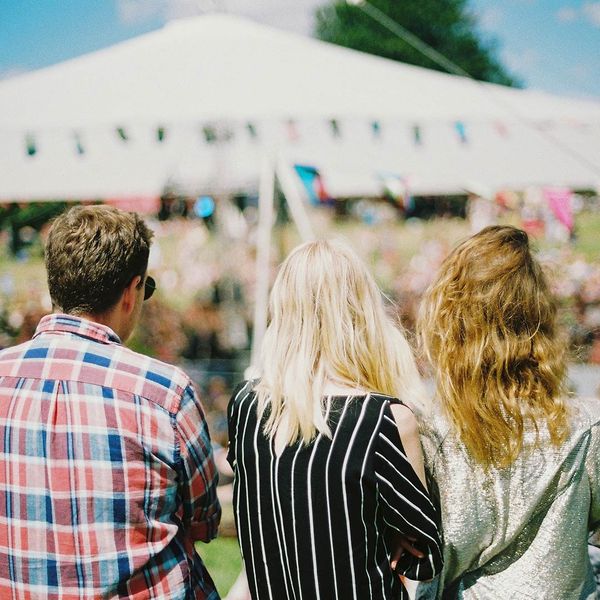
left=0, top=205, right=221, bottom=599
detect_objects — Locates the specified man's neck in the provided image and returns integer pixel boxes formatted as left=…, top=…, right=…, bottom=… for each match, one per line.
left=73, top=310, right=123, bottom=340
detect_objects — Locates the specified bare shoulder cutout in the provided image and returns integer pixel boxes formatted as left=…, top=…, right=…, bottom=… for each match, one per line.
left=389, top=403, right=428, bottom=490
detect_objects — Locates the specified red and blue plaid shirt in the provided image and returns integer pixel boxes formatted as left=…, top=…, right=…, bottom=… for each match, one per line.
left=0, top=314, right=221, bottom=599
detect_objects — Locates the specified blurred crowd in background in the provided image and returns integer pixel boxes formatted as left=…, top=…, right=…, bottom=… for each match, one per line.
left=1, top=191, right=600, bottom=441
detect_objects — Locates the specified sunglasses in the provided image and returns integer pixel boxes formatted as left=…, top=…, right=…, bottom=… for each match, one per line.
left=144, top=276, right=156, bottom=301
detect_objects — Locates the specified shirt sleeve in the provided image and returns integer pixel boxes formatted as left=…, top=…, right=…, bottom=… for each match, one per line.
left=226, top=379, right=253, bottom=468
left=175, top=383, right=221, bottom=542
left=374, top=402, right=443, bottom=580
left=587, top=422, right=600, bottom=543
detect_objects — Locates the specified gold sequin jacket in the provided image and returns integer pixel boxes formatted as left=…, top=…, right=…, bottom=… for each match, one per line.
left=417, top=397, right=600, bottom=600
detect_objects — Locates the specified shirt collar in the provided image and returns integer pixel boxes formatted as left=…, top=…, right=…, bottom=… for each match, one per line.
left=33, top=314, right=122, bottom=345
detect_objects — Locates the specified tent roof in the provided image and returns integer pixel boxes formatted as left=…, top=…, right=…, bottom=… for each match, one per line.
left=2, top=14, right=600, bottom=129
left=0, top=14, right=599, bottom=199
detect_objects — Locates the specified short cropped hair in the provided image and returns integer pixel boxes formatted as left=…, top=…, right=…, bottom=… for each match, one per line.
left=45, top=205, right=154, bottom=315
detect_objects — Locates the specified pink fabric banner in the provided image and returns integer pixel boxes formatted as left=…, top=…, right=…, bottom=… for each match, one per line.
left=544, top=187, right=573, bottom=232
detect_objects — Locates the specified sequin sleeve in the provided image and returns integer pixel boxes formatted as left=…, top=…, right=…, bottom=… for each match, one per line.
left=587, top=421, right=600, bottom=541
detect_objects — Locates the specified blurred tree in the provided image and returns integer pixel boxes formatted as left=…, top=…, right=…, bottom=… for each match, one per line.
left=314, top=0, right=522, bottom=87
left=0, top=202, right=68, bottom=255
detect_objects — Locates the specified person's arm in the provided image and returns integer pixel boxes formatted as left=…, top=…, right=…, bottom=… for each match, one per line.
left=175, top=383, right=221, bottom=542
left=391, top=404, right=428, bottom=488
left=587, top=422, right=600, bottom=545
left=375, top=401, right=443, bottom=580
left=226, top=379, right=254, bottom=469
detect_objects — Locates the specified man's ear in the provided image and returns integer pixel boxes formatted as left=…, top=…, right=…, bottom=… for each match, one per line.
left=121, top=275, right=142, bottom=315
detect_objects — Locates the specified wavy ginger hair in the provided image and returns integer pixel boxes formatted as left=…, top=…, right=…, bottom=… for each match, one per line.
left=418, top=226, right=569, bottom=469
left=256, top=239, right=425, bottom=447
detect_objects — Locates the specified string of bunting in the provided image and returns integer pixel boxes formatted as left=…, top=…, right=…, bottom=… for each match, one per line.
left=18, top=117, right=595, bottom=159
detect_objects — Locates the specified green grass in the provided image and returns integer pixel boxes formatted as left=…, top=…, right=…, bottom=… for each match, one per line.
left=196, top=537, right=243, bottom=597
left=574, top=209, right=600, bottom=260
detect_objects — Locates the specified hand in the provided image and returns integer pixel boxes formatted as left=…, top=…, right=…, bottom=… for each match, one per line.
left=390, top=534, right=425, bottom=572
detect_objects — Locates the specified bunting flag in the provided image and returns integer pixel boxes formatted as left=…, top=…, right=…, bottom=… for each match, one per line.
left=72, top=132, right=85, bottom=155
left=286, top=119, right=300, bottom=142
left=412, top=124, right=422, bottom=145
left=329, top=119, right=341, bottom=138
left=294, top=165, right=330, bottom=205
left=246, top=122, right=258, bottom=139
left=544, top=187, right=574, bottom=232
left=25, top=134, right=36, bottom=156
left=116, top=127, right=129, bottom=141
left=494, top=121, right=509, bottom=137
left=203, top=125, right=217, bottom=143
left=454, top=121, right=467, bottom=144
left=378, top=172, right=412, bottom=211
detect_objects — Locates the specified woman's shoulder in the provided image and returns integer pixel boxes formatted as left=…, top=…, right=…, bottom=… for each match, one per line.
left=377, top=397, right=429, bottom=488
left=361, top=393, right=421, bottom=434
left=416, top=407, right=466, bottom=476
left=569, top=395, right=600, bottom=429
left=568, top=397, right=600, bottom=462
left=387, top=402, right=419, bottom=438
left=228, top=379, right=258, bottom=413
left=419, top=396, right=600, bottom=473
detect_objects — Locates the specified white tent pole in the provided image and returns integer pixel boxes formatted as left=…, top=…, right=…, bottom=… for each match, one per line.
left=250, top=155, right=276, bottom=369
left=276, top=156, right=316, bottom=242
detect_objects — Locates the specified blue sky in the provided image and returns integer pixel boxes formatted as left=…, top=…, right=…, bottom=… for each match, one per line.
left=1, top=0, right=599, bottom=98
left=474, top=0, right=600, bottom=97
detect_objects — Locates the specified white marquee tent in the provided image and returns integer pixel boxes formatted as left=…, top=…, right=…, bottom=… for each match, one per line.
left=1, top=14, right=599, bottom=201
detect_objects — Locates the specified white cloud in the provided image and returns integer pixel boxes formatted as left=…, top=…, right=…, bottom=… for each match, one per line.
left=582, top=1, right=600, bottom=26
left=555, top=2, right=600, bottom=27
left=478, top=7, right=504, bottom=30
left=502, top=47, right=540, bottom=75
left=556, top=6, right=578, bottom=22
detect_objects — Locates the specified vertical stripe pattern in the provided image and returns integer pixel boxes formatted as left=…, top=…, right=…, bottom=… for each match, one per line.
left=227, top=383, right=443, bottom=600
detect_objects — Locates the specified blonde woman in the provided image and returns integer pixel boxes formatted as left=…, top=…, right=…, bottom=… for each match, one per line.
left=227, top=240, right=442, bottom=600
left=417, top=225, right=600, bottom=599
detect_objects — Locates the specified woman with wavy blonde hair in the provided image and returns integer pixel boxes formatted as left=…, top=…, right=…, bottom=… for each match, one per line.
left=227, top=239, right=442, bottom=600
left=417, top=225, right=600, bottom=599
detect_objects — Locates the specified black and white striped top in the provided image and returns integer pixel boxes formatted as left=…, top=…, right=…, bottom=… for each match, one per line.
left=227, top=381, right=443, bottom=600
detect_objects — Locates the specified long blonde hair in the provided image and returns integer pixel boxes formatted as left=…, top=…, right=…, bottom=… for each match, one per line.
left=418, top=225, right=569, bottom=469
left=256, top=239, right=425, bottom=447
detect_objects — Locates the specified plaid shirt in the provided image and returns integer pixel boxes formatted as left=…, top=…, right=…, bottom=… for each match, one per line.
left=0, top=314, right=221, bottom=600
